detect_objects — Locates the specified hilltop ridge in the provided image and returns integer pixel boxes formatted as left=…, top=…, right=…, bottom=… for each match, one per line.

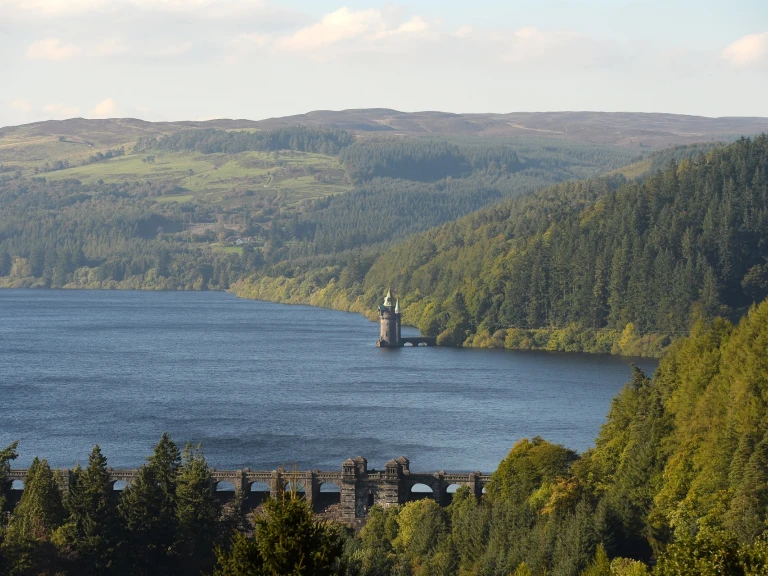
left=4, top=110, right=768, bottom=150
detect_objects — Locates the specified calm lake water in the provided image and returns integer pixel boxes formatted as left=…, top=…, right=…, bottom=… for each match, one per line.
left=0, top=290, right=657, bottom=472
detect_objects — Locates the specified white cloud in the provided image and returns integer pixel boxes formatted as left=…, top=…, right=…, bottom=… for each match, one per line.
left=42, top=103, right=81, bottom=117
left=26, top=38, right=80, bottom=61
left=276, top=7, right=434, bottom=53
left=2, top=0, right=293, bottom=20
left=129, top=0, right=269, bottom=18
left=392, top=16, right=429, bottom=36
left=462, top=26, right=621, bottom=70
left=454, top=25, right=474, bottom=39
left=505, top=27, right=578, bottom=63
left=232, top=33, right=270, bottom=48
left=90, top=97, right=118, bottom=118
left=228, top=33, right=271, bottom=61
left=722, top=32, right=768, bottom=67
left=131, top=0, right=262, bottom=7
left=149, top=42, right=194, bottom=57
left=10, top=99, right=32, bottom=113
left=2, top=0, right=104, bottom=16
left=97, top=37, right=129, bottom=57
left=277, top=8, right=380, bottom=51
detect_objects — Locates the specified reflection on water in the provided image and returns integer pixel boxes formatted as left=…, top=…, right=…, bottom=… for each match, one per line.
left=0, top=290, right=657, bottom=471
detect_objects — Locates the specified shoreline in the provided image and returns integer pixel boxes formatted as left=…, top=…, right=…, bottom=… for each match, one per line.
left=0, top=282, right=670, bottom=358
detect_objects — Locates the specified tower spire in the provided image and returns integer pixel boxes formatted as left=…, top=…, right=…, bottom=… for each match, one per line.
left=377, top=288, right=400, bottom=346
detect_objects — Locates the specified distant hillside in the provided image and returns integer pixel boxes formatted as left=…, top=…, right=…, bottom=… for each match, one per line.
left=3, top=111, right=767, bottom=322
left=251, top=109, right=768, bottom=148
left=3, top=110, right=768, bottom=154
left=234, top=134, right=768, bottom=357
left=0, top=114, right=651, bottom=267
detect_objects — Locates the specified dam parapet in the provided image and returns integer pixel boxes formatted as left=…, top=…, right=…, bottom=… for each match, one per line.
left=9, top=457, right=489, bottom=527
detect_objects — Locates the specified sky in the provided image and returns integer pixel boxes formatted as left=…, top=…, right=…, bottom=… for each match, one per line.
left=2, top=0, right=768, bottom=127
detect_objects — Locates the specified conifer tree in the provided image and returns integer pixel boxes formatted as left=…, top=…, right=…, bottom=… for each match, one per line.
left=0, top=441, right=18, bottom=514
left=213, top=532, right=263, bottom=576
left=148, top=432, right=181, bottom=496
left=119, top=432, right=181, bottom=575
left=513, top=563, right=533, bottom=576
left=1, top=458, right=65, bottom=575
left=56, top=446, right=121, bottom=574
left=351, top=505, right=399, bottom=576
left=175, top=443, right=221, bottom=574
left=119, top=464, right=169, bottom=574
left=214, top=488, right=344, bottom=576
left=257, top=492, right=343, bottom=576
left=580, top=544, right=611, bottom=576
left=0, top=443, right=16, bottom=576
left=0, top=249, right=11, bottom=277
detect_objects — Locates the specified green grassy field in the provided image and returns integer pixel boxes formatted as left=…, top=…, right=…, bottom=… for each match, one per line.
left=0, top=119, right=168, bottom=168
left=16, top=147, right=349, bottom=207
left=154, top=194, right=194, bottom=203
left=607, top=158, right=652, bottom=179
left=211, top=244, right=244, bottom=255
left=0, top=120, right=351, bottom=211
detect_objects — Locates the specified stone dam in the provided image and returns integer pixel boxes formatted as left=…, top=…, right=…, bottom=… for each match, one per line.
left=9, top=456, right=491, bottom=527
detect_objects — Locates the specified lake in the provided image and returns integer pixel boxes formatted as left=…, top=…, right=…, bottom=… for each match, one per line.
left=0, top=289, right=657, bottom=472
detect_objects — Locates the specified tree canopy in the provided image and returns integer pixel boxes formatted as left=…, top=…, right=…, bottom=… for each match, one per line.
left=236, top=134, right=768, bottom=356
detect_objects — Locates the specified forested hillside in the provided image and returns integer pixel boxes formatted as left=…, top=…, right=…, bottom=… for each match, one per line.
left=4, top=299, right=768, bottom=574
left=138, top=126, right=354, bottom=155
left=3, top=116, right=768, bottom=358
left=236, top=135, right=768, bottom=356
left=0, top=124, right=643, bottom=290
left=304, top=137, right=638, bottom=253
left=0, top=178, right=248, bottom=290
left=339, top=297, right=768, bottom=575
left=130, top=127, right=641, bottom=256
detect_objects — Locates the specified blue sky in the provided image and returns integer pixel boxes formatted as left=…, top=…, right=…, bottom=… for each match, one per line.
left=2, top=0, right=768, bottom=126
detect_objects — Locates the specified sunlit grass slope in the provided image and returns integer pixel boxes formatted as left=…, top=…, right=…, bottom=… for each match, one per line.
left=39, top=150, right=350, bottom=206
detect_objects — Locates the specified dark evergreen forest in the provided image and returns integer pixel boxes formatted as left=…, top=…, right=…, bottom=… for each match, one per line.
left=0, top=178, right=246, bottom=290
left=0, top=126, right=640, bottom=293
left=339, top=139, right=522, bottom=181
left=238, top=135, right=768, bottom=356
left=135, top=126, right=354, bottom=156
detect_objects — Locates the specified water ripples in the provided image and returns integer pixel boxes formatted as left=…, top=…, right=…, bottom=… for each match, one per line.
left=0, top=289, right=658, bottom=472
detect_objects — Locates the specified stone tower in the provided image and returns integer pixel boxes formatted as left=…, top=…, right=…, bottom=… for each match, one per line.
left=376, top=289, right=401, bottom=347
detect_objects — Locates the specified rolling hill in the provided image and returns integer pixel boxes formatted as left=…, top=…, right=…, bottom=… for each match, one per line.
left=3, top=110, right=768, bottom=159
left=1, top=110, right=767, bottom=319
left=234, top=134, right=768, bottom=357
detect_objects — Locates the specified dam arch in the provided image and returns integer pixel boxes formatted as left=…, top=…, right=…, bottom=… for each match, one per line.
left=8, top=458, right=490, bottom=526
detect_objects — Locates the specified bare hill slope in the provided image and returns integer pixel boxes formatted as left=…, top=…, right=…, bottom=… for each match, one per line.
left=243, top=109, right=768, bottom=147
left=2, top=110, right=768, bottom=153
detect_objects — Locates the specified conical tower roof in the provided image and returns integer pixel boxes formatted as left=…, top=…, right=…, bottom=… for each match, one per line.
left=394, top=299, right=400, bottom=314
